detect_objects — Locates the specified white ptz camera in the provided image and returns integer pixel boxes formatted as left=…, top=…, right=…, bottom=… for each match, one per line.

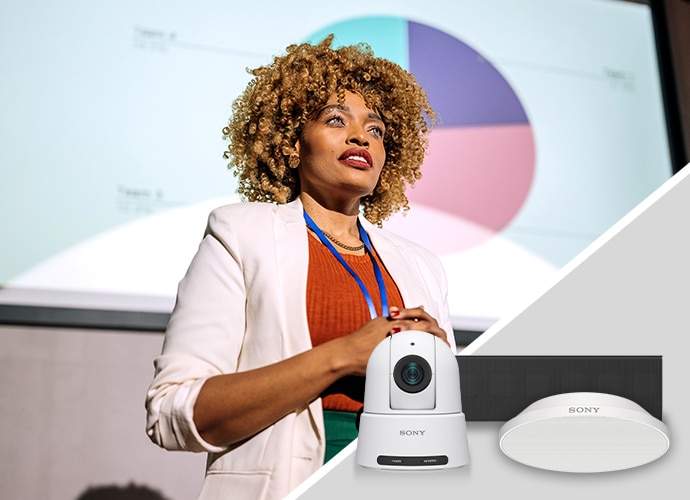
left=356, top=330, right=470, bottom=470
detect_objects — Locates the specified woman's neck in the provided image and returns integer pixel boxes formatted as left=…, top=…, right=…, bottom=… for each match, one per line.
left=300, top=192, right=360, bottom=238
left=300, top=193, right=367, bottom=255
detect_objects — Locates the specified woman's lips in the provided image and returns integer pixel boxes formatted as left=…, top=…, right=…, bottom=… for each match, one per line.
left=339, top=148, right=372, bottom=169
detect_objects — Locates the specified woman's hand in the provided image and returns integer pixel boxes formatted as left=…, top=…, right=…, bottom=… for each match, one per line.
left=387, top=305, right=450, bottom=346
left=332, top=305, right=450, bottom=377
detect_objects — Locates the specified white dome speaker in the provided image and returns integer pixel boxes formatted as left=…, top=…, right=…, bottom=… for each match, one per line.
left=499, top=392, right=670, bottom=473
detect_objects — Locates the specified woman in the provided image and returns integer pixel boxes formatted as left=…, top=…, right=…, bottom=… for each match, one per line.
left=145, top=35, right=455, bottom=500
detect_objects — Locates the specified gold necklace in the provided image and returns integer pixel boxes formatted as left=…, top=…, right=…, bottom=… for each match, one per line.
left=322, top=230, right=365, bottom=252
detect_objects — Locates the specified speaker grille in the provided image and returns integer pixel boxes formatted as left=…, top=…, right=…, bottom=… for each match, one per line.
left=500, top=416, right=669, bottom=472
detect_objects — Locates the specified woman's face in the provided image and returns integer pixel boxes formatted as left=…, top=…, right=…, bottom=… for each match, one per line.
left=295, top=91, right=386, bottom=208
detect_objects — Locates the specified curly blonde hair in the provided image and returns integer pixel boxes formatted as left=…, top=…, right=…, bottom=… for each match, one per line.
left=223, top=35, right=436, bottom=225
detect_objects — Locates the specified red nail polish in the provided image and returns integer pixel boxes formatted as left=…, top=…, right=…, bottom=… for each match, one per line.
left=391, top=327, right=401, bottom=334
left=389, top=310, right=400, bottom=317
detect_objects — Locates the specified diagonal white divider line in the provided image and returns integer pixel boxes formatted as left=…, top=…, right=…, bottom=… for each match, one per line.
left=286, top=439, right=359, bottom=500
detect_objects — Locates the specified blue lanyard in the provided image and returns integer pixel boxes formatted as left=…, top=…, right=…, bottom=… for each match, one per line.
left=304, top=211, right=389, bottom=320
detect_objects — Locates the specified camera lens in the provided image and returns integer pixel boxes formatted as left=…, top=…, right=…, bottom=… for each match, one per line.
left=394, top=355, right=432, bottom=394
left=402, top=362, right=424, bottom=386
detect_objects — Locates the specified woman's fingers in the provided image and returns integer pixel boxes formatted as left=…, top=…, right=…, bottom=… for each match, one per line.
left=344, top=308, right=450, bottom=376
left=387, top=306, right=450, bottom=346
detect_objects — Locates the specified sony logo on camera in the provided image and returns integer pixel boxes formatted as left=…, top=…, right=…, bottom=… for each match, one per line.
left=568, top=406, right=601, bottom=413
left=400, top=429, right=426, bottom=436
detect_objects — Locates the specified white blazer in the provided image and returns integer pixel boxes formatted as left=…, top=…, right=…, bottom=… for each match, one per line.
left=145, top=199, right=454, bottom=500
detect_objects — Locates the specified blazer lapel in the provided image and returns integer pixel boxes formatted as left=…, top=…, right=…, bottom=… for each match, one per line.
left=273, top=199, right=313, bottom=356
left=272, top=199, right=326, bottom=451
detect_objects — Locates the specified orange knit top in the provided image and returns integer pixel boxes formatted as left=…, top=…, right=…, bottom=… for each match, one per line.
left=306, top=233, right=405, bottom=412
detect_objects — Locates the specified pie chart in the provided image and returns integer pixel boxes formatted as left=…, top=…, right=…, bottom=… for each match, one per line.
left=307, top=18, right=536, bottom=254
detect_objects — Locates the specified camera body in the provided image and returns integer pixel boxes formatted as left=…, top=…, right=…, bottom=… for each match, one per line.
left=356, top=330, right=469, bottom=470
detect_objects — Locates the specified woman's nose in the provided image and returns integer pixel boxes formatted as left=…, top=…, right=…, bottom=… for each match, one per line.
left=346, top=126, right=369, bottom=147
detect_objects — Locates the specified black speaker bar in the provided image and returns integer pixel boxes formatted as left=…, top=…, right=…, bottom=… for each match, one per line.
left=456, top=356, right=662, bottom=421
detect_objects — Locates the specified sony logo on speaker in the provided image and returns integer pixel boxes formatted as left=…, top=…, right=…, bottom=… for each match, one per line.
left=400, top=430, right=426, bottom=436
left=569, top=406, right=601, bottom=413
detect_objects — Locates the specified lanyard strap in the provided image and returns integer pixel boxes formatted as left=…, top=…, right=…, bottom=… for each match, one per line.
left=304, top=211, right=389, bottom=320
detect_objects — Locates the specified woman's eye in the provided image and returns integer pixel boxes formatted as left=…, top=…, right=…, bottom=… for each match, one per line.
left=326, top=115, right=345, bottom=126
left=369, top=126, right=384, bottom=138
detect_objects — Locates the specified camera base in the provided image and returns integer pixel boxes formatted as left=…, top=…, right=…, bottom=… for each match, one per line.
left=356, top=412, right=469, bottom=470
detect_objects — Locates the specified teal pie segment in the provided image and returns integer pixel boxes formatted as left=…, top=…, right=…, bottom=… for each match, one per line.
left=305, top=16, right=409, bottom=69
